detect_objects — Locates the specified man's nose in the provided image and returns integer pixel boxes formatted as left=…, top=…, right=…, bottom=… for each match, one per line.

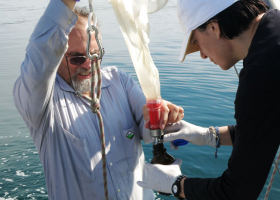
left=200, top=51, right=208, bottom=59
left=81, top=57, right=92, bottom=69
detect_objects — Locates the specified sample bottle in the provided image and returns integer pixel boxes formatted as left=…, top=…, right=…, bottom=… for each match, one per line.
left=151, top=142, right=175, bottom=165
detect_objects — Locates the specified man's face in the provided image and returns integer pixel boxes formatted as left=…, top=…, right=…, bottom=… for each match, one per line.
left=58, top=17, right=100, bottom=94
left=190, top=22, right=238, bottom=70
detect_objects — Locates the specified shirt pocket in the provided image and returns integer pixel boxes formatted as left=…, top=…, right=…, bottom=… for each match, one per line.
left=121, top=122, right=143, bottom=172
left=60, top=126, right=95, bottom=182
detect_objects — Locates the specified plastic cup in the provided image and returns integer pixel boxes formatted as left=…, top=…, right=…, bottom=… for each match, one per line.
left=146, top=98, right=162, bottom=130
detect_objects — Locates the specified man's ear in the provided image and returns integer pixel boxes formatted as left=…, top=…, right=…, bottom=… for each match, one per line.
left=207, top=22, right=221, bottom=39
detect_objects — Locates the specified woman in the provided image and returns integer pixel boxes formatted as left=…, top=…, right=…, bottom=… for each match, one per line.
left=137, top=0, right=280, bottom=199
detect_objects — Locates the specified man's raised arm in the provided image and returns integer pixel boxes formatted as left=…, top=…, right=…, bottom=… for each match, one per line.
left=13, top=0, right=77, bottom=129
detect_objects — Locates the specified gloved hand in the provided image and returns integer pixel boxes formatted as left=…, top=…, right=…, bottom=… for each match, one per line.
left=137, top=159, right=182, bottom=194
left=163, top=120, right=216, bottom=147
left=142, top=123, right=186, bottom=144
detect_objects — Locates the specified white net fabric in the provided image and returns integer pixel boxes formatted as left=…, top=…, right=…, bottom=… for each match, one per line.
left=108, top=0, right=169, bottom=99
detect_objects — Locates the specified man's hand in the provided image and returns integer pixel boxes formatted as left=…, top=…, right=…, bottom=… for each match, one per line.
left=143, top=100, right=184, bottom=129
left=61, top=0, right=76, bottom=10
left=137, top=159, right=183, bottom=194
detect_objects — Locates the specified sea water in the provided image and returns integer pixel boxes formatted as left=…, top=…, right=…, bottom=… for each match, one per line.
left=0, top=0, right=279, bottom=199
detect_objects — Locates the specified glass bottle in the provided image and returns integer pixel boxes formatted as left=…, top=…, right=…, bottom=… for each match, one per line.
left=151, top=142, right=175, bottom=165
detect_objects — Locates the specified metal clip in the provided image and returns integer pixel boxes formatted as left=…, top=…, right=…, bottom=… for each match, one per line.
left=87, top=0, right=104, bottom=61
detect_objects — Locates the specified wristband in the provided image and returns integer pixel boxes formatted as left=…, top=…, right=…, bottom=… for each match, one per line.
left=209, top=126, right=220, bottom=158
left=74, top=0, right=80, bottom=2
left=215, top=126, right=221, bottom=147
left=214, top=126, right=220, bottom=158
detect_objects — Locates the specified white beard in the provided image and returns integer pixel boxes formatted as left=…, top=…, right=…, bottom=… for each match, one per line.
left=72, top=78, right=91, bottom=94
left=72, top=67, right=91, bottom=94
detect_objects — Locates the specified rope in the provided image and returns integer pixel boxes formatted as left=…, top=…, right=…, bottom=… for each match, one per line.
left=91, top=60, right=108, bottom=199
left=273, top=159, right=280, bottom=175
left=76, top=59, right=108, bottom=199
left=77, top=2, right=108, bottom=199
left=233, top=65, right=239, bottom=77
left=264, top=147, right=280, bottom=200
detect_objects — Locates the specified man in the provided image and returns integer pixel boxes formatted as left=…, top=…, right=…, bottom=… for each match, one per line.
left=137, top=0, right=280, bottom=199
left=13, top=0, right=183, bottom=199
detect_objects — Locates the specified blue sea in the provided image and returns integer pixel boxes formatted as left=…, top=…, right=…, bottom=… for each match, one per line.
left=0, top=0, right=279, bottom=199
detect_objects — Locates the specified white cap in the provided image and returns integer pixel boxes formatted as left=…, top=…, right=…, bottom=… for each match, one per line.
left=178, top=0, right=238, bottom=62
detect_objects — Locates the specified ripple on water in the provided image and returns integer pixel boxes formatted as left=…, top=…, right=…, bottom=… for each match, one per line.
left=16, top=171, right=29, bottom=177
left=11, top=187, right=18, bottom=192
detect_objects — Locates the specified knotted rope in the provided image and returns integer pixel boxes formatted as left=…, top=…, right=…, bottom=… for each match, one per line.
left=77, top=50, right=108, bottom=200
left=76, top=1, right=108, bottom=199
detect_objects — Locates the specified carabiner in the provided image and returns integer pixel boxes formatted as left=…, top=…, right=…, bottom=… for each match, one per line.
left=86, top=0, right=104, bottom=61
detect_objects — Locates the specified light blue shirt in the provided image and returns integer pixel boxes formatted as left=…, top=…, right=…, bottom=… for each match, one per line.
left=13, top=0, right=155, bottom=199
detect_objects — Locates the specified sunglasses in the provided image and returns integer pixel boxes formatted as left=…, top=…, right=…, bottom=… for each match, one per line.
left=65, top=49, right=105, bottom=65
left=65, top=55, right=91, bottom=65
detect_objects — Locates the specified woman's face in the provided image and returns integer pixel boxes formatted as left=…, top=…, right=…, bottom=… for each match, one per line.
left=191, top=22, right=239, bottom=70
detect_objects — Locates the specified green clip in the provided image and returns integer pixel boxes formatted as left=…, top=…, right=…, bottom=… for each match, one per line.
left=126, top=131, right=134, bottom=139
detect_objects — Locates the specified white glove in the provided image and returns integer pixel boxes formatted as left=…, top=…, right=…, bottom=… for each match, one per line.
left=163, top=123, right=182, bottom=150
left=137, top=159, right=182, bottom=194
left=163, top=120, right=216, bottom=147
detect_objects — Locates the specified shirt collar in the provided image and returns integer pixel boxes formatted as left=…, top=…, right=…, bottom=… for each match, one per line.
left=56, top=73, right=111, bottom=93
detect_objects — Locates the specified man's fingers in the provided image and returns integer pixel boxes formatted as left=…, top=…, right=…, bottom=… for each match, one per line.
left=173, top=112, right=184, bottom=124
left=171, top=106, right=184, bottom=122
left=160, top=100, right=185, bottom=129
left=179, top=106, right=184, bottom=114
left=167, top=104, right=179, bottom=123
left=166, top=105, right=184, bottom=124
left=160, top=101, right=169, bottom=129
left=178, top=106, right=184, bottom=121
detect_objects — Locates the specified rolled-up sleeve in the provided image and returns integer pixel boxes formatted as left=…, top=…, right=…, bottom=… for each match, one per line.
left=13, top=0, right=77, bottom=129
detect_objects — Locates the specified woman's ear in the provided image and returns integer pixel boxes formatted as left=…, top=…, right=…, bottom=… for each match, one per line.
left=207, top=22, right=221, bottom=39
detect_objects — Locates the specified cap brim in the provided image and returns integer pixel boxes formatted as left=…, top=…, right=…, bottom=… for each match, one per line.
left=179, top=31, right=200, bottom=62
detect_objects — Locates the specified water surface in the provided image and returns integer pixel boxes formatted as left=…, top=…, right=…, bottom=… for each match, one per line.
left=0, top=0, right=279, bottom=199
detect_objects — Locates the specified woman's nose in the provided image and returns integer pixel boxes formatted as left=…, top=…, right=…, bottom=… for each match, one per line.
left=200, top=51, right=208, bottom=59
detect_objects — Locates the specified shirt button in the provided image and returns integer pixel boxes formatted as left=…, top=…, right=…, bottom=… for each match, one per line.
left=118, top=189, right=120, bottom=192
left=68, top=20, right=71, bottom=25
left=110, top=163, right=113, bottom=166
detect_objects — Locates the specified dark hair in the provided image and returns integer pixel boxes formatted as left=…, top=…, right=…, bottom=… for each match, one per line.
left=197, top=0, right=269, bottom=39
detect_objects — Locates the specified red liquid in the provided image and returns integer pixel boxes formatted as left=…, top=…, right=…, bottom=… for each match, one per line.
left=146, top=98, right=161, bottom=129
